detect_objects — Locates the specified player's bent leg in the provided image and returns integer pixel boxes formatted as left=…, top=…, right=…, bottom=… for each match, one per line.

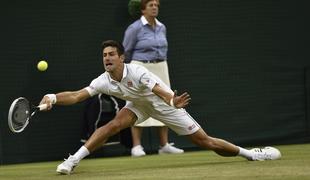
left=187, top=128, right=239, bottom=157
left=85, top=108, right=137, bottom=152
left=57, top=108, right=137, bottom=175
left=56, top=155, right=79, bottom=175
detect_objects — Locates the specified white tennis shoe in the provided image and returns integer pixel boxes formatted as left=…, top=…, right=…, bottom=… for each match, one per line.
left=158, top=143, right=184, bottom=154
left=250, top=146, right=281, bottom=161
left=131, top=145, right=146, bottom=157
left=56, top=155, right=79, bottom=175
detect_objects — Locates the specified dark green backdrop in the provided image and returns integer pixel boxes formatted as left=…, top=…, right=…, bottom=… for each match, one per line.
left=0, top=0, right=308, bottom=164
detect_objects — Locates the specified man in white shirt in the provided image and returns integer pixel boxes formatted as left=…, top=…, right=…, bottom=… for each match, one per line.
left=40, top=40, right=281, bottom=175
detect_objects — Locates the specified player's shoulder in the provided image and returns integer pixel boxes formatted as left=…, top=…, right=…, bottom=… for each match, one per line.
left=97, top=72, right=109, bottom=79
left=91, top=72, right=109, bottom=84
left=126, top=64, right=149, bottom=78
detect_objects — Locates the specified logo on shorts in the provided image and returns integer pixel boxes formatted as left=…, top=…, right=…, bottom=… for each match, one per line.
left=127, top=81, right=133, bottom=87
left=188, top=124, right=196, bottom=131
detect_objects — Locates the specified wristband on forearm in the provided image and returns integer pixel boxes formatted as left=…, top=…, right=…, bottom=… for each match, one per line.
left=45, top=94, right=57, bottom=104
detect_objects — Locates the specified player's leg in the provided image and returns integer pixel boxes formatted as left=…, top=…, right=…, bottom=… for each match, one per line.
left=159, top=109, right=281, bottom=161
left=56, top=108, right=137, bottom=174
left=187, top=128, right=281, bottom=161
left=153, top=109, right=237, bottom=156
left=187, top=128, right=239, bottom=156
left=84, top=108, right=137, bottom=152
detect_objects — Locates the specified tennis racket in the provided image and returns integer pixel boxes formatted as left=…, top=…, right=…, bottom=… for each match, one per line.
left=8, top=97, right=48, bottom=133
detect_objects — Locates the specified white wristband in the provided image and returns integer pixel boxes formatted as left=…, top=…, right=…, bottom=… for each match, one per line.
left=45, top=94, right=57, bottom=104
left=170, top=98, right=175, bottom=108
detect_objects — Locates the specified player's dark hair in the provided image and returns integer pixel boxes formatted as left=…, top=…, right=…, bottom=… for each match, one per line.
left=101, top=40, right=124, bottom=56
left=140, top=0, right=160, bottom=10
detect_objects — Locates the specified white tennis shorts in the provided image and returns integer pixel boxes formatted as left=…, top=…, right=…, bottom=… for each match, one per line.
left=125, top=101, right=201, bottom=135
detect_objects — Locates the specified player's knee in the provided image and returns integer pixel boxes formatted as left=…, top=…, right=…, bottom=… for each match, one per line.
left=195, top=136, right=218, bottom=150
left=107, top=120, right=122, bottom=133
left=206, top=139, right=218, bottom=150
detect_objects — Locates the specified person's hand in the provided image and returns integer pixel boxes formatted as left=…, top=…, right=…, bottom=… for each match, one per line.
left=39, top=96, right=53, bottom=111
left=171, top=90, right=191, bottom=108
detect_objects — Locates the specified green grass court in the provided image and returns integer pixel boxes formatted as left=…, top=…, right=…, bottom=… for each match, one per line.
left=0, top=144, right=309, bottom=180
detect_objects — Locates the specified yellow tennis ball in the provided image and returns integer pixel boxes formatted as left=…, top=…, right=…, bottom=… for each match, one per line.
left=37, top=60, right=48, bottom=71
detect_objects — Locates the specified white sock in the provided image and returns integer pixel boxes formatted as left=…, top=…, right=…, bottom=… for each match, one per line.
left=237, top=146, right=253, bottom=159
left=73, top=146, right=90, bottom=161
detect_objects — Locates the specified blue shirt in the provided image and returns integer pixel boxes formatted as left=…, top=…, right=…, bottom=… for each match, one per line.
left=122, top=16, right=168, bottom=63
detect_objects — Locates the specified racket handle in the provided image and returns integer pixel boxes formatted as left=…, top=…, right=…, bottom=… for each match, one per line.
left=38, top=104, right=48, bottom=111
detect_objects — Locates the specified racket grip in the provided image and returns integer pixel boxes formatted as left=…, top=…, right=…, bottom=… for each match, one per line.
left=38, top=104, right=48, bottom=111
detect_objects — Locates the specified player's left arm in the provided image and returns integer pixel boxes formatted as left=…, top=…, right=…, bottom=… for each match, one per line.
left=152, top=84, right=191, bottom=108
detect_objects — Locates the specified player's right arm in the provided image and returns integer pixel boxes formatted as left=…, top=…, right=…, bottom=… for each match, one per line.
left=40, top=88, right=91, bottom=110
left=54, top=89, right=90, bottom=105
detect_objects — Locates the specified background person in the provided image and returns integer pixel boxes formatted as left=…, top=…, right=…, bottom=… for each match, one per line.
left=123, top=0, right=183, bottom=157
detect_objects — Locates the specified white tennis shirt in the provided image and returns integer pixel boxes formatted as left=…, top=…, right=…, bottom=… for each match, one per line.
left=85, top=63, right=173, bottom=106
left=85, top=63, right=200, bottom=135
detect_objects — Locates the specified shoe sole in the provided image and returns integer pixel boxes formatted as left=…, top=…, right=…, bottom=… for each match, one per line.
left=158, top=151, right=184, bottom=154
left=56, top=168, right=71, bottom=175
left=131, top=154, right=146, bottom=157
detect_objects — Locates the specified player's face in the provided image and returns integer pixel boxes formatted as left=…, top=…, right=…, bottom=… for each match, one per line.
left=142, top=0, right=159, bottom=17
left=103, top=47, right=124, bottom=72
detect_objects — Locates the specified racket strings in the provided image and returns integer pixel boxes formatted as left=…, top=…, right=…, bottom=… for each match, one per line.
left=11, top=100, right=31, bottom=130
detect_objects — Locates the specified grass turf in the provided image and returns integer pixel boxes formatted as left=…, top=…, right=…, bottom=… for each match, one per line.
left=0, top=143, right=310, bottom=180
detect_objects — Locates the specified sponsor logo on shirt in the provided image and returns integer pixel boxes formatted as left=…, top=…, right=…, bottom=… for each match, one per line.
left=127, top=81, right=133, bottom=87
left=188, top=124, right=196, bottom=131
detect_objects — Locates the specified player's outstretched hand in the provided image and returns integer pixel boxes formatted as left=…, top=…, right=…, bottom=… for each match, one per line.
left=39, top=96, right=53, bottom=111
left=172, top=90, right=191, bottom=108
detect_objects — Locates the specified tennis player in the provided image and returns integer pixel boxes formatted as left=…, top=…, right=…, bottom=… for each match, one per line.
left=40, top=40, right=281, bottom=175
